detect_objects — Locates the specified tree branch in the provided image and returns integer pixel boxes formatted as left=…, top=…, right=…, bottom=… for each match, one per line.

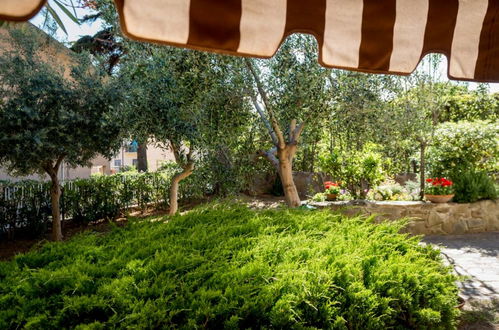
left=257, top=147, right=279, bottom=170
left=289, top=119, right=297, bottom=139
left=170, top=140, right=181, bottom=165
left=53, top=155, right=65, bottom=173
left=291, top=122, right=306, bottom=144
left=185, top=146, right=194, bottom=165
left=244, top=58, right=285, bottom=149
left=249, top=94, right=278, bottom=145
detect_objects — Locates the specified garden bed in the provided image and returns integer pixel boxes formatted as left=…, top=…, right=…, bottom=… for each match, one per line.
left=310, top=199, right=499, bottom=235
left=0, top=203, right=459, bottom=328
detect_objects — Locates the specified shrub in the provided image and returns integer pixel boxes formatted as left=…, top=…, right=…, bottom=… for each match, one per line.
left=368, top=181, right=405, bottom=201
left=368, top=180, right=420, bottom=201
left=63, top=175, right=123, bottom=224
left=451, top=170, right=497, bottom=203
left=310, top=192, right=326, bottom=202
left=0, top=204, right=460, bottom=328
left=427, top=120, right=498, bottom=178
left=0, top=181, right=51, bottom=239
left=319, top=143, right=389, bottom=198
left=0, top=169, right=202, bottom=238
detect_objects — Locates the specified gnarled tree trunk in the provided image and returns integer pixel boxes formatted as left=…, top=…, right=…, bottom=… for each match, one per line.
left=278, top=147, right=301, bottom=207
left=169, top=162, right=194, bottom=215
left=246, top=59, right=304, bottom=208
left=168, top=142, right=194, bottom=215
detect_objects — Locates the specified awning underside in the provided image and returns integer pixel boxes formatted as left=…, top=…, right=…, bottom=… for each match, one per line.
left=2, top=0, right=499, bottom=82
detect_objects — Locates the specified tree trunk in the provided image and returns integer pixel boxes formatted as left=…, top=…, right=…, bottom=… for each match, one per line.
left=245, top=59, right=303, bottom=208
left=137, top=141, right=148, bottom=172
left=169, top=162, right=194, bottom=215
left=50, top=175, right=62, bottom=241
left=419, top=141, right=426, bottom=200
left=44, top=157, right=64, bottom=241
left=278, top=156, right=301, bottom=207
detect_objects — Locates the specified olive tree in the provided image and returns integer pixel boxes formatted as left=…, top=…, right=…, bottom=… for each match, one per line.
left=0, top=28, right=123, bottom=240
left=119, top=46, right=248, bottom=214
left=244, top=35, right=331, bottom=207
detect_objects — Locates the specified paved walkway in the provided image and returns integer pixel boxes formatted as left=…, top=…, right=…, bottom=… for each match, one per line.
left=423, top=232, right=499, bottom=301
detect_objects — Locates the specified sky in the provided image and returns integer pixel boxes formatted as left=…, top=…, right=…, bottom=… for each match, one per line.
left=30, top=5, right=103, bottom=44
left=29, top=4, right=499, bottom=94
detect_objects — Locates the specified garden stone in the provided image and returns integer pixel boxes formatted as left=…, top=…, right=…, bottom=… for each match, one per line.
left=452, top=220, right=469, bottom=235
left=406, top=220, right=427, bottom=235
left=465, top=219, right=486, bottom=233
left=435, top=204, right=450, bottom=213
left=311, top=199, right=499, bottom=235
left=427, top=211, right=445, bottom=227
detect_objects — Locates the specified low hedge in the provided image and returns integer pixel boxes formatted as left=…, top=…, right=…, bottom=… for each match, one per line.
left=0, top=169, right=205, bottom=239
left=0, top=204, right=459, bottom=329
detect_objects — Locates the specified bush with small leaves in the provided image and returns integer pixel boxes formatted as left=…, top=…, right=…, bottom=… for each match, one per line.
left=0, top=204, right=460, bottom=328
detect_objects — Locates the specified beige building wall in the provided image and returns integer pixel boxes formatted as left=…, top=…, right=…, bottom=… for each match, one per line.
left=0, top=155, right=110, bottom=182
left=148, top=144, right=176, bottom=171
left=110, top=141, right=175, bottom=173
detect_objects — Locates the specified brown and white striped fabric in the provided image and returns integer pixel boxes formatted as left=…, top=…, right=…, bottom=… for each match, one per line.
left=3, top=0, right=499, bottom=82
left=0, top=0, right=45, bottom=21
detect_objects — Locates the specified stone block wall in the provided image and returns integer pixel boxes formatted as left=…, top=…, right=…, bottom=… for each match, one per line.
left=311, top=200, right=499, bottom=235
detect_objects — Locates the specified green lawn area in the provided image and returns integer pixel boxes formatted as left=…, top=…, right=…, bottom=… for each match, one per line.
left=0, top=204, right=459, bottom=329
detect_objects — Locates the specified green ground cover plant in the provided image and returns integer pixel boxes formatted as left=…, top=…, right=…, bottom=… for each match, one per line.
left=0, top=204, right=459, bottom=329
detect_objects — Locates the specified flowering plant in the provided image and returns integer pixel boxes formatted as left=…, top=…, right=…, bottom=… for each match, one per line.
left=324, top=181, right=341, bottom=195
left=424, top=177, right=454, bottom=195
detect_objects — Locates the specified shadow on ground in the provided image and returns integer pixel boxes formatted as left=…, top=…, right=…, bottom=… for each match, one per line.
left=459, top=298, right=499, bottom=330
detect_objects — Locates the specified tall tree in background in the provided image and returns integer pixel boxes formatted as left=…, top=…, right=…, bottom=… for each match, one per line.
left=244, top=35, right=330, bottom=207
left=0, top=28, right=123, bottom=240
left=119, top=46, right=248, bottom=214
left=392, top=55, right=448, bottom=199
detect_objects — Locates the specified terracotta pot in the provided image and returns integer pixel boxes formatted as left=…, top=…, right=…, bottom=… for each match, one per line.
left=425, top=194, right=454, bottom=203
left=326, top=193, right=338, bottom=201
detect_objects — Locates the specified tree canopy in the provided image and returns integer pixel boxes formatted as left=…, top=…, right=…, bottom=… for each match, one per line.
left=0, top=27, right=124, bottom=239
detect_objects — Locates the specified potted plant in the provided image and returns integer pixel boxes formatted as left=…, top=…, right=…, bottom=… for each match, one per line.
left=324, top=181, right=341, bottom=201
left=424, top=177, right=454, bottom=203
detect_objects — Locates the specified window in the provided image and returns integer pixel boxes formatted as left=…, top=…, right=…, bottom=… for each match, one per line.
left=114, top=159, right=122, bottom=167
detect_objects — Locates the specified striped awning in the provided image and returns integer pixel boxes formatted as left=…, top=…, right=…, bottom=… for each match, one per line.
left=2, top=0, right=499, bottom=82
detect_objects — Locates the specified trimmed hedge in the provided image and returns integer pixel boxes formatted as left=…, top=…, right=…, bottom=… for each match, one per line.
left=0, top=204, right=460, bottom=329
left=0, top=170, right=205, bottom=239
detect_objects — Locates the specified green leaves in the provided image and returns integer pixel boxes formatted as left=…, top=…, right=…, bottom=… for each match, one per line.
left=0, top=26, right=124, bottom=177
left=319, top=143, right=389, bottom=198
left=427, top=120, right=498, bottom=177
left=0, top=204, right=459, bottom=328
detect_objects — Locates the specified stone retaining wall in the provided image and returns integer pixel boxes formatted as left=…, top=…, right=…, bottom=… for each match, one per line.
left=310, top=200, right=499, bottom=235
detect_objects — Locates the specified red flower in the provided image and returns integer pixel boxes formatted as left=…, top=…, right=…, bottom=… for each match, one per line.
left=426, top=178, right=433, bottom=183
left=324, top=181, right=339, bottom=189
